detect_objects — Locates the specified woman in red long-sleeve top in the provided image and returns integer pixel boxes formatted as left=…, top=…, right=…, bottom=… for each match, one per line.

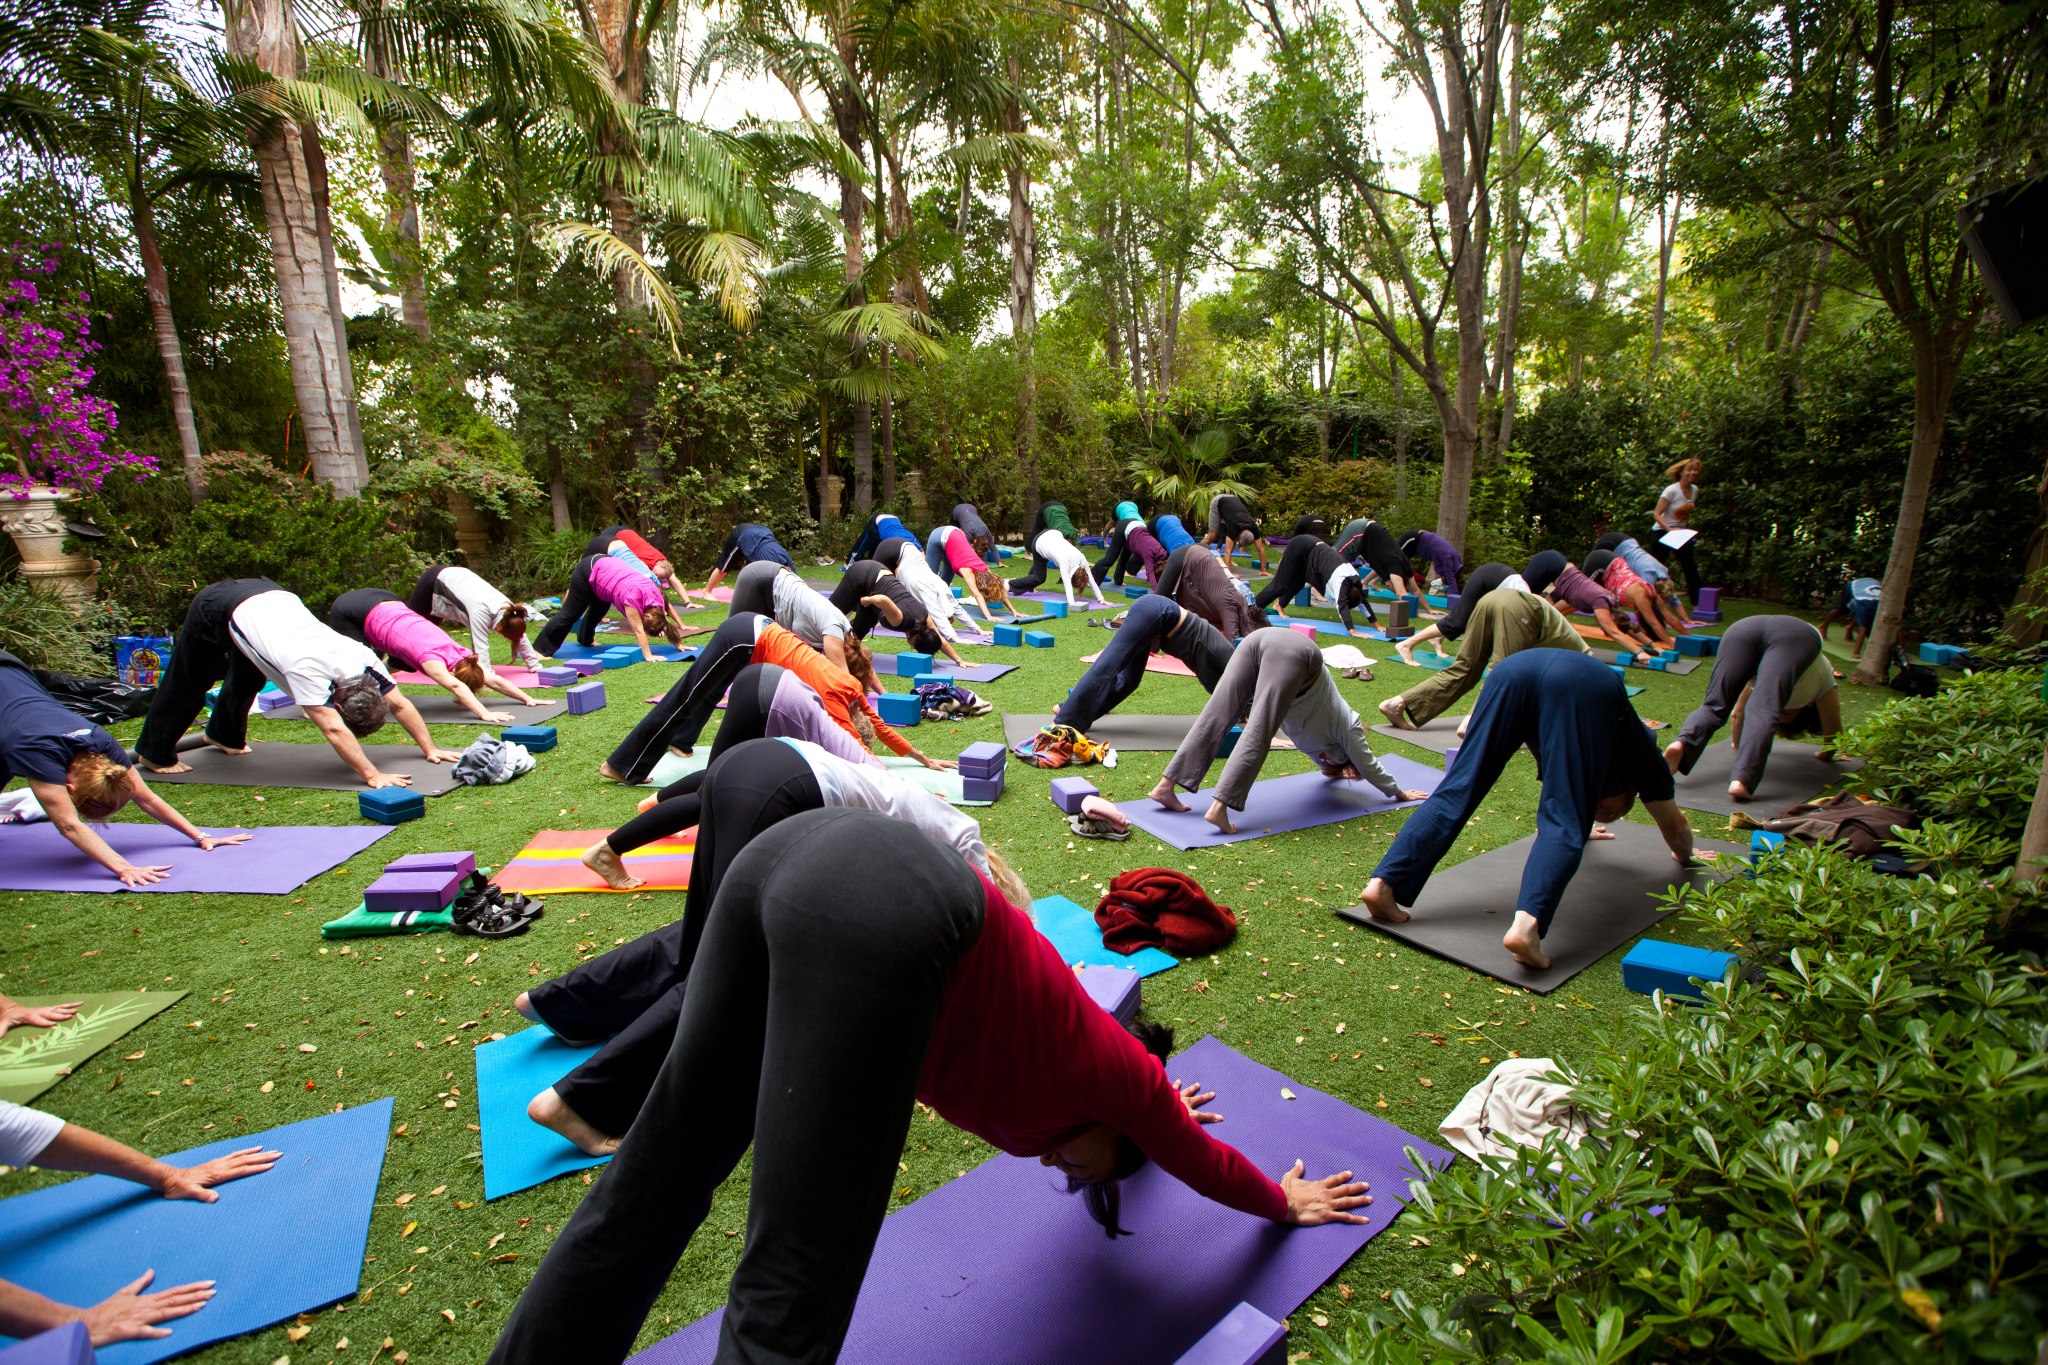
left=486, top=809, right=1369, bottom=1365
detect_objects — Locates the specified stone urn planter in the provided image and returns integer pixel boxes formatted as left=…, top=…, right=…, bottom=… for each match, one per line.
left=1, top=484, right=99, bottom=603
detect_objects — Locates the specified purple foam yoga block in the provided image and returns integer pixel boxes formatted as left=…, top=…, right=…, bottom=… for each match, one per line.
left=1692, top=608, right=1722, bottom=623
left=536, top=665, right=579, bottom=686
left=0, top=1322, right=93, bottom=1365
left=566, top=657, right=604, bottom=676
left=1076, top=964, right=1142, bottom=1024
left=364, top=868, right=463, bottom=913
left=958, top=741, right=1007, bottom=772
left=1443, top=745, right=1459, bottom=769
left=257, top=689, right=296, bottom=712
left=567, top=681, right=607, bottom=713
left=1174, top=1302, right=1287, bottom=1365
left=961, top=773, right=1005, bottom=802
left=1696, top=587, right=1721, bottom=611
left=383, top=850, right=477, bottom=879
left=1049, top=776, right=1098, bottom=814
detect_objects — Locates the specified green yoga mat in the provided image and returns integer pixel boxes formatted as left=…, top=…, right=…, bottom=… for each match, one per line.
left=643, top=750, right=991, bottom=807
left=0, top=991, right=187, bottom=1104
left=320, top=902, right=455, bottom=939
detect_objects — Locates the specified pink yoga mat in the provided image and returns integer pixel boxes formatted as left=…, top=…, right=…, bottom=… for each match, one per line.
left=1078, top=649, right=1197, bottom=678
left=390, top=667, right=547, bottom=688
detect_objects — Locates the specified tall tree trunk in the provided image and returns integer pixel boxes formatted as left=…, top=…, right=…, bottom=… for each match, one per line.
left=302, top=125, right=367, bottom=468
left=226, top=0, right=368, bottom=495
left=1852, top=332, right=1968, bottom=685
left=1004, top=67, right=1040, bottom=511
left=130, top=189, right=205, bottom=500
left=365, top=29, right=429, bottom=340
left=549, top=444, right=570, bottom=531
left=2017, top=745, right=2048, bottom=884
left=1487, top=23, right=1525, bottom=462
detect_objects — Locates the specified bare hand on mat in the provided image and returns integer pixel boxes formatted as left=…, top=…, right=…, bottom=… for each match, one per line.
left=0, top=995, right=80, bottom=1040
left=79, top=1269, right=215, bottom=1345
left=1281, top=1161, right=1372, bottom=1226
left=366, top=772, right=415, bottom=788
left=1175, top=1079, right=1221, bottom=1124
left=115, top=863, right=176, bottom=886
left=426, top=747, right=465, bottom=764
left=195, top=833, right=253, bottom=852
left=157, top=1145, right=282, bottom=1201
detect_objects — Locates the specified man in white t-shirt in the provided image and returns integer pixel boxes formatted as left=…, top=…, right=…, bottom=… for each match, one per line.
left=135, top=579, right=464, bottom=788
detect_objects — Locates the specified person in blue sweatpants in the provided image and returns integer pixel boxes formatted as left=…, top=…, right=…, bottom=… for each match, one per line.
left=1053, top=595, right=1235, bottom=733
left=1354, top=649, right=1697, bottom=969
left=843, top=512, right=917, bottom=568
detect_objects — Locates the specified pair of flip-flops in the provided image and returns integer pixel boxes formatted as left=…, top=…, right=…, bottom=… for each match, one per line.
left=1068, top=814, right=1130, bottom=841
left=449, top=874, right=545, bottom=938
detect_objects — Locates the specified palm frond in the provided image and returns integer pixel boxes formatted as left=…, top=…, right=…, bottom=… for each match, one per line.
left=535, top=218, right=685, bottom=357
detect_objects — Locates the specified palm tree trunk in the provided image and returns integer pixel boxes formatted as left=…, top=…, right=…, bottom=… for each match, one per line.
left=130, top=188, right=205, bottom=500
left=226, top=0, right=368, bottom=494
left=1004, top=68, right=1039, bottom=511
left=365, top=29, right=429, bottom=340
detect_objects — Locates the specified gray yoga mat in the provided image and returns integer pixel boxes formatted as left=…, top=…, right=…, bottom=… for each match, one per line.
left=1369, top=716, right=1468, bottom=755
left=147, top=737, right=469, bottom=795
left=1670, top=738, right=1862, bottom=818
left=1001, top=712, right=1196, bottom=752
left=1334, top=821, right=1746, bottom=992
left=263, top=692, right=570, bottom=726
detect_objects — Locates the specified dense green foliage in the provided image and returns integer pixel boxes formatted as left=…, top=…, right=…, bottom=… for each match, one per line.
left=0, top=571, right=117, bottom=673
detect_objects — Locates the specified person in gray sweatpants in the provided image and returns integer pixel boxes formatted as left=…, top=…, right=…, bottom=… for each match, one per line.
left=1667, top=613, right=1842, bottom=800
left=1149, top=627, right=1428, bottom=836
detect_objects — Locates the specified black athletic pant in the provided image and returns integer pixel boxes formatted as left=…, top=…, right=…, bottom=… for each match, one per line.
left=1058, top=595, right=1234, bottom=732
left=490, top=809, right=985, bottom=1365
left=601, top=664, right=784, bottom=855
left=1253, top=536, right=1374, bottom=628
left=135, top=578, right=281, bottom=767
left=531, top=738, right=825, bottom=1138
left=605, top=613, right=767, bottom=782
left=532, top=555, right=610, bottom=657
left=1674, top=614, right=1818, bottom=789
left=403, top=566, right=444, bottom=620
left=1646, top=528, right=1701, bottom=602
left=1008, top=504, right=1065, bottom=594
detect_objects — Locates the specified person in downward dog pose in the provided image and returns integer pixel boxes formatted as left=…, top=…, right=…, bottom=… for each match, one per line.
left=924, top=522, right=1015, bottom=621
left=827, top=559, right=966, bottom=665
left=1154, top=543, right=1263, bottom=641
left=1356, top=648, right=1697, bottom=970
left=724, top=562, right=879, bottom=690
left=328, top=589, right=544, bottom=723
left=1150, top=627, right=1427, bottom=836
left=1399, top=529, right=1464, bottom=596
left=585, top=526, right=690, bottom=601
left=1522, top=550, right=1660, bottom=665
left=1054, top=596, right=1235, bottom=734
left=487, top=806, right=1374, bottom=1365
left=1331, top=518, right=1423, bottom=601
left=1666, top=614, right=1843, bottom=802
left=1375, top=584, right=1588, bottom=735
left=1581, top=549, right=1682, bottom=648
left=1253, top=534, right=1376, bottom=637
left=699, top=523, right=797, bottom=599
left=1094, top=501, right=1171, bottom=586
left=1201, top=493, right=1269, bottom=573
left=533, top=553, right=685, bottom=664
left=1007, top=501, right=1085, bottom=595
left=405, top=565, right=545, bottom=672
left=1020, top=524, right=1111, bottom=609
left=1387, top=562, right=1524, bottom=666
left=950, top=502, right=996, bottom=559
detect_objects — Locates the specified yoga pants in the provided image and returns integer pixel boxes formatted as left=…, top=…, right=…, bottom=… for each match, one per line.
left=1164, top=627, right=1322, bottom=812
left=1674, top=614, right=1821, bottom=789
left=1057, top=596, right=1233, bottom=733
left=1646, top=529, right=1701, bottom=601
left=1438, top=564, right=1515, bottom=640
left=135, top=578, right=281, bottom=767
left=532, top=555, right=610, bottom=657
left=1009, top=503, right=1072, bottom=594
left=1395, top=591, right=1588, bottom=726
left=604, top=613, right=767, bottom=783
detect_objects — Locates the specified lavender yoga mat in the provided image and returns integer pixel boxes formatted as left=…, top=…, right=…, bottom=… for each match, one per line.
left=1265, top=613, right=1391, bottom=642
left=0, top=823, right=393, bottom=894
left=630, top=1036, right=1451, bottom=1365
left=1116, top=753, right=1444, bottom=850
left=869, top=653, right=1019, bottom=683
left=1016, top=591, right=1118, bottom=611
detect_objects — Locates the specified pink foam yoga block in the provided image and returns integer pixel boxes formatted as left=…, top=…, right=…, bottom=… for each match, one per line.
left=364, top=869, right=463, bottom=913
left=1289, top=623, right=1318, bottom=640
left=383, top=850, right=477, bottom=879
left=567, top=681, right=607, bottom=713
left=1049, top=776, right=1098, bottom=814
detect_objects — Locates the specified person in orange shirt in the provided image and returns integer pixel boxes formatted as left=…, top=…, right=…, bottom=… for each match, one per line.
left=599, top=612, right=954, bottom=784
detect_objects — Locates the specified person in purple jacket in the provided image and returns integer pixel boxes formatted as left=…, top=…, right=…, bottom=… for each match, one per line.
left=535, top=553, right=685, bottom=663
left=1523, top=550, right=1658, bottom=665
left=1400, top=529, right=1464, bottom=596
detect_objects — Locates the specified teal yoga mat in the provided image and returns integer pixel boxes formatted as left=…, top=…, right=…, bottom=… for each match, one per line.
left=476, top=1027, right=607, bottom=1199
left=1029, top=894, right=1178, bottom=977
left=1264, top=613, right=1390, bottom=641
left=0, top=1100, right=395, bottom=1363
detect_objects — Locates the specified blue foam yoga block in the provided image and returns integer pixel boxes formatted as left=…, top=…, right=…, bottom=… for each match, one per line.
left=1293, top=587, right=1313, bottom=607
left=1676, top=635, right=1712, bottom=657
left=1215, top=724, right=1243, bottom=759
left=1610, top=665, right=1629, bottom=681
left=1040, top=600, right=1069, bottom=619
left=992, top=624, right=1024, bottom=646
left=1122, top=583, right=1148, bottom=598
left=1175, top=1301, right=1288, bottom=1365
left=876, top=692, right=921, bottom=726
left=357, top=787, right=423, bottom=824
left=895, top=651, right=933, bottom=676
left=1646, top=657, right=1668, bottom=672
left=1621, top=939, right=1738, bottom=1001
left=952, top=585, right=964, bottom=598
left=1750, top=830, right=1787, bottom=858
left=912, top=673, right=945, bottom=690
left=503, top=723, right=557, bottom=752
left=1024, top=630, right=1055, bottom=648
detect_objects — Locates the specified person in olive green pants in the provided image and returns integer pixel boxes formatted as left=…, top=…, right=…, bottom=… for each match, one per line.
left=1378, top=589, right=1590, bottom=733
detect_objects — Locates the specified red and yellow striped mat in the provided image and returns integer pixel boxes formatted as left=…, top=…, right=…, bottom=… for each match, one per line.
left=490, top=829, right=695, bottom=895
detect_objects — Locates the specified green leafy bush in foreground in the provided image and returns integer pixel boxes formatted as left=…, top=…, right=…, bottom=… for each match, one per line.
left=1834, top=671, right=2048, bottom=869
left=1332, top=828, right=2048, bottom=1364
left=0, top=570, right=115, bottom=673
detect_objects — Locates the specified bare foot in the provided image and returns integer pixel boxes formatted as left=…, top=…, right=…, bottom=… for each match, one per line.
left=1454, top=719, right=1469, bottom=740
left=1378, top=696, right=1415, bottom=730
left=1078, top=794, right=1129, bottom=832
left=142, top=760, right=194, bottom=775
left=636, top=792, right=660, bottom=815
left=1728, top=779, right=1752, bottom=803
left=1503, top=911, right=1551, bottom=969
left=581, top=842, right=645, bottom=890
left=1149, top=778, right=1190, bottom=812
left=1355, top=878, right=1409, bottom=924
left=527, top=1087, right=621, bottom=1157
left=1394, top=640, right=1416, bottom=666
left=1664, top=739, right=1683, bottom=773
left=598, top=762, right=628, bottom=783
left=1204, top=800, right=1237, bottom=836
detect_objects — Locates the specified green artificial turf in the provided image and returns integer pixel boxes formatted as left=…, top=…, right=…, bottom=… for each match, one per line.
left=0, top=588, right=1890, bottom=1363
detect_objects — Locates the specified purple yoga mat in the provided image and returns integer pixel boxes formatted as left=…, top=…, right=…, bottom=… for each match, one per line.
left=1016, top=591, right=1118, bottom=611
left=630, top=1036, right=1449, bottom=1365
left=0, top=822, right=394, bottom=894
left=868, top=653, right=1019, bottom=683
left=1115, top=753, right=1443, bottom=850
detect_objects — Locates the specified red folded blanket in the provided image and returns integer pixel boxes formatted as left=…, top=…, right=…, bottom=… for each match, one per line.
left=1094, top=867, right=1236, bottom=956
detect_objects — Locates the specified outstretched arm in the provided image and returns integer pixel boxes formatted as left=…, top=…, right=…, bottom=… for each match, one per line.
left=421, top=658, right=512, bottom=723
left=382, top=691, right=464, bottom=765
left=1594, top=607, right=1652, bottom=662
left=620, top=606, right=659, bottom=663
left=124, top=770, right=248, bottom=853
left=1646, top=798, right=1697, bottom=866
left=480, top=665, right=540, bottom=706
left=302, top=705, right=402, bottom=785
left=24, top=779, right=172, bottom=886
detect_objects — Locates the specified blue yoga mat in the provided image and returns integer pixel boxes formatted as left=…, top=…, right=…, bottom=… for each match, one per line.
left=0, top=1099, right=394, bottom=1363
left=476, top=1028, right=608, bottom=1199
left=1029, top=895, right=1178, bottom=977
left=1265, top=613, right=1390, bottom=641
left=550, top=641, right=699, bottom=663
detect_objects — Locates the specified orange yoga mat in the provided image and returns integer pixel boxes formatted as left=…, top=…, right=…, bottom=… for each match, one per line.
left=491, top=829, right=695, bottom=894
left=1077, top=650, right=1197, bottom=678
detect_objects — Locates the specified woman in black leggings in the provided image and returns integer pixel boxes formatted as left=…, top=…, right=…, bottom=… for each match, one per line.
left=1252, top=534, right=1375, bottom=635
left=488, top=808, right=1372, bottom=1365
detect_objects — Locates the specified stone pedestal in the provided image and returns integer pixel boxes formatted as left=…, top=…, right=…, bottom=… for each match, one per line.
left=448, top=489, right=491, bottom=564
left=1, top=485, right=97, bottom=604
left=906, top=469, right=928, bottom=526
left=821, top=473, right=846, bottom=529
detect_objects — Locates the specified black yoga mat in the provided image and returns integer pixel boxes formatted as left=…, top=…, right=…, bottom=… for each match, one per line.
left=1000, top=712, right=1197, bottom=752
left=263, top=692, right=569, bottom=726
left=148, top=736, right=468, bottom=795
left=1333, top=821, right=1745, bottom=992
left=1669, top=738, right=1862, bottom=818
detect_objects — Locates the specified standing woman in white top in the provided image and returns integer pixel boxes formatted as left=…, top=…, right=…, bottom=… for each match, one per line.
left=1648, top=458, right=1703, bottom=608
